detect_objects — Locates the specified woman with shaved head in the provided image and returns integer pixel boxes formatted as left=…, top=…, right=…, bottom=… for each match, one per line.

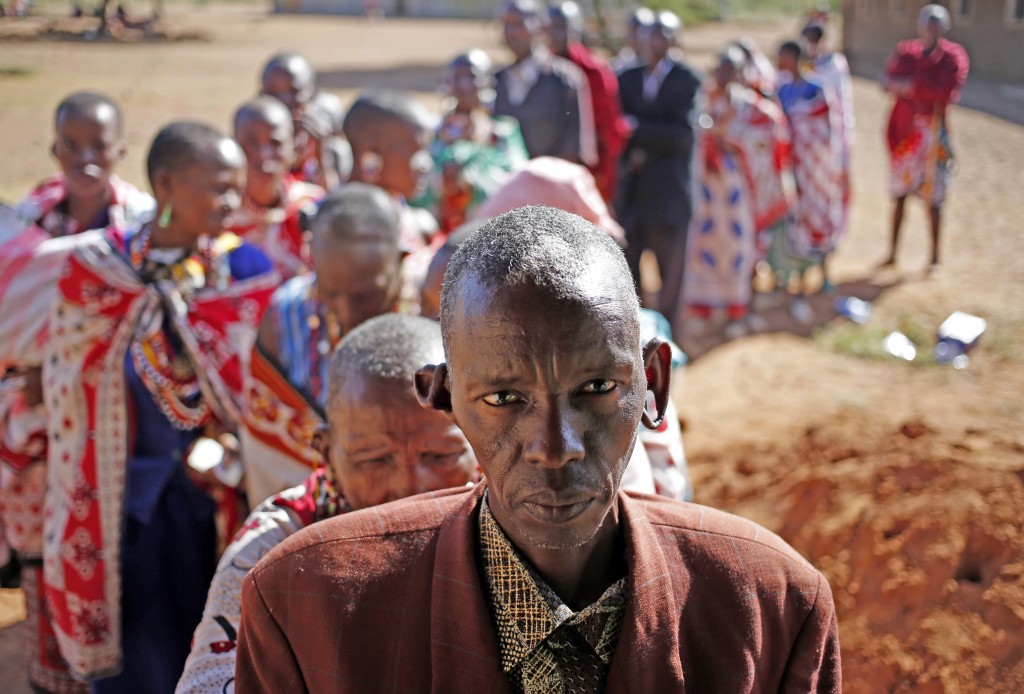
left=40, top=121, right=276, bottom=691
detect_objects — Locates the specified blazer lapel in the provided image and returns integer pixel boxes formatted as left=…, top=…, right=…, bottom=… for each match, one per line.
left=430, top=483, right=512, bottom=694
left=606, top=492, right=687, bottom=692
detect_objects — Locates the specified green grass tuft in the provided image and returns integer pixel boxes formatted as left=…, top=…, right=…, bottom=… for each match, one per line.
left=0, top=65, right=35, bottom=78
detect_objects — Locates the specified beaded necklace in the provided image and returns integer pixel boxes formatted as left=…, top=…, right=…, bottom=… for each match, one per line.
left=129, top=333, right=211, bottom=430
left=304, top=285, right=339, bottom=405
left=127, top=224, right=215, bottom=431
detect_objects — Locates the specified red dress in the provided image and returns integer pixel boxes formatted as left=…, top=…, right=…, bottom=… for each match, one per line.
left=884, top=39, right=969, bottom=203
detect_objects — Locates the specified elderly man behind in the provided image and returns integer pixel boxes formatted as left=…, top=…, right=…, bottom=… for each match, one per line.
left=236, top=205, right=840, bottom=692
left=493, top=0, right=597, bottom=167
left=178, top=314, right=476, bottom=693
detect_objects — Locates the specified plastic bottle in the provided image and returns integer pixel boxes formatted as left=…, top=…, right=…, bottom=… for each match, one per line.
left=834, top=296, right=871, bottom=324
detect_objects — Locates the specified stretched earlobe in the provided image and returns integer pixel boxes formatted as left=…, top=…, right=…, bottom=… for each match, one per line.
left=414, top=363, right=453, bottom=412
left=311, top=422, right=331, bottom=458
left=359, top=151, right=383, bottom=183
left=640, top=337, right=672, bottom=431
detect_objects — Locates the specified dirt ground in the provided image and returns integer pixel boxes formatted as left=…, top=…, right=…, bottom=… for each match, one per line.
left=0, top=5, right=1022, bottom=692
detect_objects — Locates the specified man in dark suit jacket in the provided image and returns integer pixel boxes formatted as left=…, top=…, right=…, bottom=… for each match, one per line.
left=617, top=11, right=702, bottom=334
left=493, top=0, right=596, bottom=166
left=236, top=206, right=841, bottom=693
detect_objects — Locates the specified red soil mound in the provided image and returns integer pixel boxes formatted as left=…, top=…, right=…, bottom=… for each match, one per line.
left=691, top=415, right=1024, bottom=692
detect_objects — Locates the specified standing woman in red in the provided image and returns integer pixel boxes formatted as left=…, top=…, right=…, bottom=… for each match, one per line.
left=881, top=4, right=969, bottom=270
left=41, top=122, right=277, bottom=692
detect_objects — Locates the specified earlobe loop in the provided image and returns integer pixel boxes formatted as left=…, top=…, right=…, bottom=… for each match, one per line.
left=360, top=151, right=382, bottom=182
left=311, top=422, right=330, bottom=458
left=640, top=404, right=666, bottom=431
left=426, top=364, right=453, bottom=412
left=640, top=338, right=672, bottom=431
left=414, top=363, right=453, bottom=413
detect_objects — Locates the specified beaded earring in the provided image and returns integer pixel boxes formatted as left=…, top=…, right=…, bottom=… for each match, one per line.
left=198, top=234, right=214, bottom=277
left=130, top=223, right=153, bottom=270
left=157, top=204, right=173, bottom=229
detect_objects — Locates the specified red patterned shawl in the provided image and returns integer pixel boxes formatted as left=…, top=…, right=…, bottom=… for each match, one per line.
left=0, top=175, right=153, bottom=368
left=41, top=232, right=276, bottom=680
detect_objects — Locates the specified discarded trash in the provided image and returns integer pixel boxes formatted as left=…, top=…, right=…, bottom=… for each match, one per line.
left=934, top=339, right=970, bottom=369
left=834, top=296, right=871, bottom=324
left=883, top=331, right=917, bottom=361
left=934, top=311, right=986, bottom=368
left=938, top=311, right=987, bottom=349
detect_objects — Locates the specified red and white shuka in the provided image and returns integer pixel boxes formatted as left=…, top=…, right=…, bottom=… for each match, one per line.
left=0, top=175, right=154, bottom=370
left=40, top=229, right=276, bottom=680
left=777, top=77, right=844, bottom=262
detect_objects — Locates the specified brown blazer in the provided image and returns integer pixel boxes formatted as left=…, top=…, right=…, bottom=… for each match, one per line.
left=236, top=483, right=840, bottom=692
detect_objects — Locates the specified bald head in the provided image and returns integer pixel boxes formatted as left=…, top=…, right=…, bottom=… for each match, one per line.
left=146, top=120, right=240, bottom=187
left=55, top=91, right=123, bottom=136
left=233, top=95, right=293, bottom=136
left=311, top=182, right=400, bottom=249
left=440, top=205, right=638, bottom=361
left=342, top=90, right=432, bottom=149
left=260, top=52, right=316, bottom=114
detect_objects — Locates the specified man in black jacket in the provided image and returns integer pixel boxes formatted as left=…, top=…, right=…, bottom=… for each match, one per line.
left=616, top=11, right=701, bottom=334
left=493, top=0, right=596, bottom=167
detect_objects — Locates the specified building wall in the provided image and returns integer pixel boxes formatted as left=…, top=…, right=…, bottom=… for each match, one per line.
left=274, top=0, right=505, bottom=19
left=842, top=0, right=1024, bottom=83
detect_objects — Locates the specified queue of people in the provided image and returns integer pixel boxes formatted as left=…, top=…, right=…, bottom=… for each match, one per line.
left=0, top=2, right=969, bottom=692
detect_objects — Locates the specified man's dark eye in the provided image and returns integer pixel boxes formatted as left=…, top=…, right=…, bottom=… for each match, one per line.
left=580, top=380, right=616, bottom=395
left=482, top=391, right=521, bottom=406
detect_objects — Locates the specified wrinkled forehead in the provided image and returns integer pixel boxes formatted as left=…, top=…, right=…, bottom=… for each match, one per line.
left=448, top=273, right=640, bottom=374
left=329, top=372, right=447, bottom=434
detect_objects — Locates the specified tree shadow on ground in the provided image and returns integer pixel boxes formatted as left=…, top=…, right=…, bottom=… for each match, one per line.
left=317, top=62, right=447, bottom=94
left=678, top=275, right=905, bottom=361
left=0, top=17, right=207, bottom=43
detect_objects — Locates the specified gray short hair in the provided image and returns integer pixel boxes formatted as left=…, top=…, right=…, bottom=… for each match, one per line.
left=439, top=205, right=639, bottom=363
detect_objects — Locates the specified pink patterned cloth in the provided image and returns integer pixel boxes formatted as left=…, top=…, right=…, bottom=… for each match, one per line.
left=471, top=157, right=625, bottom=243
left=884, top=39, right=968, bottom=205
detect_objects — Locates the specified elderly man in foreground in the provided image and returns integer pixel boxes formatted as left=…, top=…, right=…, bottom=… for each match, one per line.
left=236, top=205, right=841, bottom=692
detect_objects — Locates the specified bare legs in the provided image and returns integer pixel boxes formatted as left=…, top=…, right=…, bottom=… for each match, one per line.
left=882, top=195, right=942, bottom=268
left=928, top=203, right=941, bottom=267
left=881, top=195, right=907, bottom=266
